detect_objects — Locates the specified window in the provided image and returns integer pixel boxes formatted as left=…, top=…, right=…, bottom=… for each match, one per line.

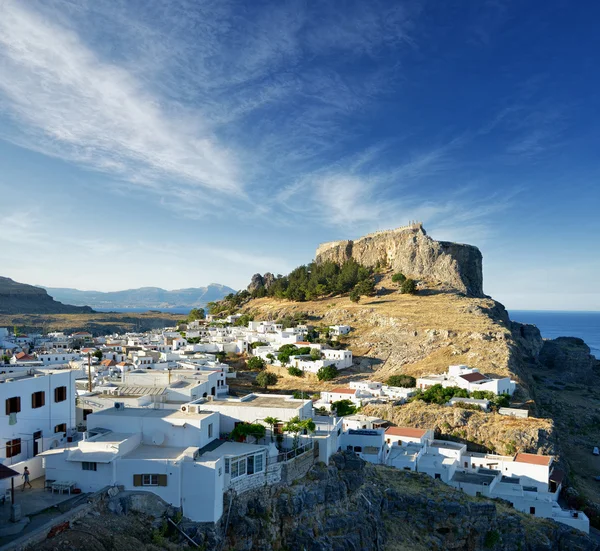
left=5, top=396, right=21, bottom=415
left=208, top=423, right=213, bottom=439
left=254, top=453, right=264, bottom=473
left=224, top=458, right=230, bottom=474
left=32, top=391, right=45, bottom=409
left=353, top=446, right=362, bottom=453
left=54, top=423, right=67, bottom=434
left=82, top=462, right=97, bottom=471
left=529, top=507, right=535, bottom=515
left=54, top=386, right=67, bottom=402
left=83, top=409, right=93, bottom=421
left=6, top=438, right=21, bottom=458
left=143, top=474, right=158, bottom=486
left=434, top=473, right=441, bottom=479
left=247, top=455, right=254, bottom=475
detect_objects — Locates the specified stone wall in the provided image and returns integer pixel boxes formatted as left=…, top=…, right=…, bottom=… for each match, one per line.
left=315, top=225, right=484, bottom=297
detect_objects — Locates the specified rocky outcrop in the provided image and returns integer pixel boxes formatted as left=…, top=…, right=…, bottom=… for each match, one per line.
left=247, top=272, right=275, bottom=293
left=315, top=224, right=484, bottom=297
left=0, top=276, right=94, bottom=314
left=539, top=337, right=600, bottom=382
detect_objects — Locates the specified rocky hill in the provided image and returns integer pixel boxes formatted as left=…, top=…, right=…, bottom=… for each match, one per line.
left=0, top=276, right=94, bottom=315
left=316, top=223, right=484, bottom=297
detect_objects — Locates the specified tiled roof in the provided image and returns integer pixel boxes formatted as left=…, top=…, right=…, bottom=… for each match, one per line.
left=460, top=372, right=488, bottom=383
left=385, top=427, right=428, bottom=438
left=514, top=452, right=552, bottom=466
left=329, top=388, right=356, bottom=395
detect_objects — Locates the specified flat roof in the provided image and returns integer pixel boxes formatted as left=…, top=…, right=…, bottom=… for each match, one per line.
left=204, top=394, right=309, bottom=409
left=385, top=427, right=428, bottom=438
left=87, top=432, right=133, bottom=444
left=123, top=445, right=193, bottom=461
left=430, top=440, right=466, bottom=450
left=199, top=441, right=268, bottom=461
left=452, top=471, right=496, bottom=485
left=514, top=452, right=552, bottom=466
left=91, top=407, right=215, bottom=421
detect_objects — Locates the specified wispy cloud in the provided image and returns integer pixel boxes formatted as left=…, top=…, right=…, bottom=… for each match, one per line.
left=0, top=1, right=241, bottom=196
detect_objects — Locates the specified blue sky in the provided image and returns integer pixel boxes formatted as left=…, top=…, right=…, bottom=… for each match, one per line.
left=0, top=0, right=598, bottom=310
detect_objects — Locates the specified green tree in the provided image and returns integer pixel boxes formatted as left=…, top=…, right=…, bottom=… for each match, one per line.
left=287, top=366, right=303, bottom=377
left=250, top=341, right=269, bottom=349
left=401, top=278, right=417, bottom=294
left=349, top=289, right=361, bottom=303
left=418, top=384, right=468, bottom=405
left=92, top=350, right=103, bottom=361
left=391, top=272, right=406, bottom=284
left=230, top=422, right=266, bottom=443
left=246, top=356, right=265, bottom=371
left=331, top=399, right=357, bottom=417
left=256, top=371, right=278, bottom=390
left=266, top=353, right=275, bottom=363
left=187, top=307, right=205, bottom=322
left=263, top=416, right=281, bottom=442
left=234, top=313, right=253, bottom=327
left=386, top=375, right=416, bottom=388
left=2, top=355, right=10, bottom=365
left=310, top=348, right=321, bottom=361
left=317, top=365, right=338, bottom=381
left=282, top=416, right=316, bottom=449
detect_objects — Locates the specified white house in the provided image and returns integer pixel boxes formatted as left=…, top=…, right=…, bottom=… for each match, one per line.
left=191, top=393, right=313, bottom=433
left=40, top=406, right=227, bottom=523
left=329, top=325, right=351, bottom=337
left=0, top=368, right=78, bottom=466
left=417, top=365, right=516, bottom=396
left=339, top=428, right=385, bottom=464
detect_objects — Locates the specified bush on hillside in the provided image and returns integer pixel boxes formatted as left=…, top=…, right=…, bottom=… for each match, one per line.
left=391, top=272, right=406, bottom=284
left=287, top=366, right=303, bottom=377
left=317, top=365, right=338, bottom=381
left=401, top=278, right=417, bottom=294
left=246, top=356, right=265, bottom=371
left=386, top=375, right=416, bottom=388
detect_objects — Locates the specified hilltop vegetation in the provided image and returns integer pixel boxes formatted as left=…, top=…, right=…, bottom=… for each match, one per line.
left=251, top=258, right=376, bottom=301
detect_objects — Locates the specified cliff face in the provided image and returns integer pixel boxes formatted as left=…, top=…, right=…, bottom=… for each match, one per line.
left=315, top=224, right=484, bottom=297
left=539, top=337, right=600, bottom=382
left=0, top=276, right=94, bottom=314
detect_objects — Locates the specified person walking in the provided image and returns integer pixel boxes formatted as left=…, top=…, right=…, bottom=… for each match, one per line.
left=21, top=466, right=32, bottom=491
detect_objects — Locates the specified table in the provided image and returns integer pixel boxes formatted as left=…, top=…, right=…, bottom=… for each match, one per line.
left=51, top=481, right=76, bottom=494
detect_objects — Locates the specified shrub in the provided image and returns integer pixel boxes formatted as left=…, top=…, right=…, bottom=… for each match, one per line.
left=231, top=422, right=266, bottom=442
left=317, top=365, right=338, bottom=381
left=391, top=272, right=406, bottom=283
left=349, top=290, right=360, bottom=303
left=246, top=356, right=265, bottom=370
left=288, top=366, right=303, bottom=377
left=386, top=375, right=416, bottom=388
left=418, top=384, right=468, bottom=405
left=401, top=278, right=417, bottom=294
left=256, top=371, right=278, bottom=389
left=251, top=341, right=268, bottom=349
left=484, top=530, right=500, bottom=548
left=331, top=399, right=357, bottom=417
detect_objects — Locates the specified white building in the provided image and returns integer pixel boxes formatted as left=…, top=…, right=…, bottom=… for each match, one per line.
left=377, top=426, right=589, bottom=533
left=329, top=325, right=351, bottom=337
left=0, top=368, right=78, bottom=465
left=40, top=406, right=227, bottom=523
left=417, top=365, right=516, bottom=396
left=339, top=428, right=385, bottom=464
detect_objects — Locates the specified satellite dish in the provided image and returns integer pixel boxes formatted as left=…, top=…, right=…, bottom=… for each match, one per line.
left=152, top=431, right=165, bottom=445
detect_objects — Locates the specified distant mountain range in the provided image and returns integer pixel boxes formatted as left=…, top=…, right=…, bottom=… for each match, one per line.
left=0, top=277, right=94, bottom=315
left=42, top=284, right=236, bottom=311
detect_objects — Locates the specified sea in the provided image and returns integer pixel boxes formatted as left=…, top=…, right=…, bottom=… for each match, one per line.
left=509, top=310, right=600, bottom=359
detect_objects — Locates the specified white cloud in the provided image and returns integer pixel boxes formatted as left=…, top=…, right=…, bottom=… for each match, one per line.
left=0, top=1, right=241, bottom=195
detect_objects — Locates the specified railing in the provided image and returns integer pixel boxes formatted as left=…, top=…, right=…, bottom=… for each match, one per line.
left=267, top=441, right=314, bottom=465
